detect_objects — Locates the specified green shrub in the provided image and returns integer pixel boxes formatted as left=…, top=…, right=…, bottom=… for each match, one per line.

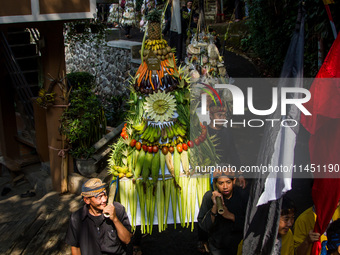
left=66, top=72, right=95, bottom=90
left=103, top=95, right=128, bottom=127
left=247, top=0, right=340, bottom=78
left=60, top=86, right=107, bottom=159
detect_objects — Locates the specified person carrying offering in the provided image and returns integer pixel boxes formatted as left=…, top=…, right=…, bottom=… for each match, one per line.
left=65, top=178, right=132, bottom=255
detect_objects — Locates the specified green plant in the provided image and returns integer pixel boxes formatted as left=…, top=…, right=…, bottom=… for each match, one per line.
left=102, top=95, right=129, bottom=127
left=60, top=86, right=107, bottom=159
left=246, top=0, right=340, bottom=78
left=34, top=88, right=56, bottom=108
left=146, top=9, right=163, bottom=22
left=67, top=72, right=95, bottom=90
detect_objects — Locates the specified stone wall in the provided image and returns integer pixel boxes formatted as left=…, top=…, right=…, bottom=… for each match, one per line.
left=65, top=40, right=135, bottom=100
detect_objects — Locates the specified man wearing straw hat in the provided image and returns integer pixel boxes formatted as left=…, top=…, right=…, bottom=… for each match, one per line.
left=197, top=169, right=247, bottom=255
left=66, top=178, right=132, bottom=255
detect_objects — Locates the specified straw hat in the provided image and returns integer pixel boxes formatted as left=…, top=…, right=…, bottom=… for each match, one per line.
left=81, top=178, right=107, bottom=197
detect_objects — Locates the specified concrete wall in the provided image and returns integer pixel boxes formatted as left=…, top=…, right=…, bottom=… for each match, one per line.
left=65, top=40, right=135, bottom=100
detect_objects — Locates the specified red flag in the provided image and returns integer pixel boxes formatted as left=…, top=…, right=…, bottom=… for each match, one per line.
left=301, top=34, right=340, bottom=255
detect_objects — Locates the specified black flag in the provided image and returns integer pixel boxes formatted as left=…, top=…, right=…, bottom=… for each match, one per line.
left=242, top=3, right=305, bottom=255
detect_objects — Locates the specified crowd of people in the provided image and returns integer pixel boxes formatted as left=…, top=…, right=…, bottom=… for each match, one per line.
left=67, top=2, right=340, bottom=255
left=65, top=177, right=340, bottom=255
left=66, top=100, right=340, bottom=255
left=100, top=0, right=249, bottom=60
left=66, top=176, right=340, bottom=255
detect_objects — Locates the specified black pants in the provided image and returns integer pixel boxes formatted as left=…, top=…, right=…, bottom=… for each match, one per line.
left=169, top=31, right=183, bottom=63
left=124, top=25, right=132, bottom=36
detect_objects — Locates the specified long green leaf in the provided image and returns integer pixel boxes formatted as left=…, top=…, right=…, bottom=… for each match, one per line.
left=137, top=179, right=146, bottom=234
left=164, top=179, right=171, bottom=231
left=170, top=180, right=177, bottom=229
left=156, top=181, right=164, bottom=232
left=141, top=26, right=148, bottom=62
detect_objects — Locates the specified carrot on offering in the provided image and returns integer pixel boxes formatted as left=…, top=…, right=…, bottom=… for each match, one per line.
left=138, top=65, right=148, bottom=85
left=145, top=68, right=149, bottom=83
left=149, top=71, right=155, bottom=90
left=157, top=70, right=163, bottom=86
left=165, top=66, right=172, bottom=76
left=160, top=62, right=164, bottom=78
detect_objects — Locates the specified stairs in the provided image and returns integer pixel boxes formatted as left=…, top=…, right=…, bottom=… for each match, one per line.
left=7, top=28, right=40, bottom=97
left=0, top=28, right=41, bottom=172
left=4, top=28, right=41, bottom=148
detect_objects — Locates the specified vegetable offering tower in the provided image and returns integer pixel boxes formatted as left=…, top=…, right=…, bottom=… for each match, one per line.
left=108, top=9, right=216, bottom=234
left=121, top=0, right=136, bottom=27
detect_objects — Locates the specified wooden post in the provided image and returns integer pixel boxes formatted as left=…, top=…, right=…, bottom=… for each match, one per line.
left=32, top=100, right=49, bottom=162
left=38, top=21, right=67, bottom=192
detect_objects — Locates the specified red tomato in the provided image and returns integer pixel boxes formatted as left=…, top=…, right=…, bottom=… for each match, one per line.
left=152, top=146, right=159, bottom=153
left=135, top=142, right=142, bottom=150
left=142, top=144, right=148, bottom=152
left=194, top=138, right=200, bottom=146
left=187, top=140, right=194, bottom=148
left=176, top=144, right=183, bottom=153
left=169, top=146, right=174, bottom=153
left=162, top=146, right=169, bottom=155
left=182, top=143, right=188, bottom=151
left=148, top=146, right=153, bottom=153
left=130, top=139, right=137, bottom=147
left=123, top=134, right=129, bottom=140
left=199, top=134, right=206, bottom=143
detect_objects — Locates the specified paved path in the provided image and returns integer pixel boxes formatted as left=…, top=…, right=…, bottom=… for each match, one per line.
left=0, top=171, right=81, bottom=255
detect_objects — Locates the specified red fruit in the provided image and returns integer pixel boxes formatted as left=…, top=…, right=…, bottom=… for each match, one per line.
left=148, top=146, right=153, bottom=153
left=182, top=143, right=188, bottom=151
left=187, top=140, right=194, bottom=148
left=152, top=145, right=159, bottom=153
left=169, top=146, right=174, bottom=153
left=123, top=134, right=129, bottom=140
left=135, top=142, right=142, bottom=150
left=194, top=138, right=200, bottom=146
left=162, top=146, right=169, bottom=155
left=130, top=139, right=137, bottom=147
left=201, top=128, right=207, bottom=136
left=142, top=144, right=148, bottom=152
left=176, top=144, right=183, bottom=153
left=199, top=134, right=206, bottom=143
left=120, top=130, right=127, bottom=138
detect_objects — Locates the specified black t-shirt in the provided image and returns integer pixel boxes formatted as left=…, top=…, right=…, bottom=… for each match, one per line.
left=197, top=187, right=248, bottom=254
left=65, top=202, right=131, bottom=255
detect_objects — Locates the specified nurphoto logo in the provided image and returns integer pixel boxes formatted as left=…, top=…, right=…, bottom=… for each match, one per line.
left=199, top=81, right=312, bottom=128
